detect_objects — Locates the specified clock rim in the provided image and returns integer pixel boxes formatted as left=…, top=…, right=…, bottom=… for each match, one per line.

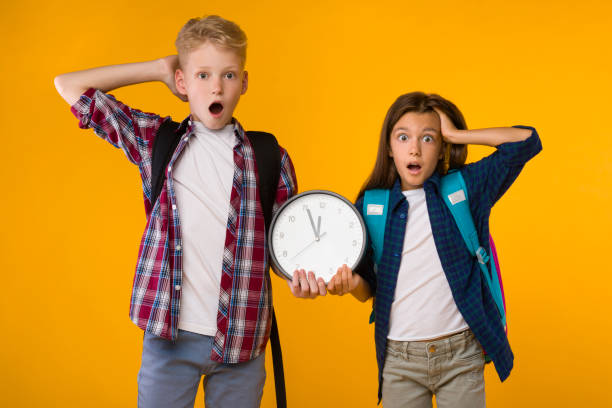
left=267, top=189, right=367, bottom=282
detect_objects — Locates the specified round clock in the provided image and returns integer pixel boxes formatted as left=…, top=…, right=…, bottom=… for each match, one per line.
left=268, top=190, right=366, bottom=283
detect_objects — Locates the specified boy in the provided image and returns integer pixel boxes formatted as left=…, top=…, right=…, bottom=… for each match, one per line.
left=54, top=15, right=299, bottom=408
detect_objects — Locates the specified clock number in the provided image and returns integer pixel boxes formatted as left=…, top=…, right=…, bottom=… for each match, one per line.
left=279, top=232, right=285, bottom=239
left=302, top=205, right=309, bottom=211
left=320, top=202, right=326, bottom=209
left=349, top=221, right=354, bottom=228
left=289, top=216, right=295, bottom=223
left=352, top=240, right=357, bottom=247
left=282, top=250, right=288, bottom=257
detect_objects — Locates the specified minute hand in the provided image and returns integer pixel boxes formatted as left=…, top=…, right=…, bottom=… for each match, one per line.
left=306, top=209, right=320, bottom=240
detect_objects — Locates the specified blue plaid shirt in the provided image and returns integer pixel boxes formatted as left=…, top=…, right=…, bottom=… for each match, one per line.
left=355, top=126, right=542, bottom=401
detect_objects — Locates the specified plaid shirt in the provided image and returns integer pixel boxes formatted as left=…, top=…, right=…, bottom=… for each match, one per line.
left=71, top=88, right=297, bottom=363
left=355, top=127, right=542, bottom=401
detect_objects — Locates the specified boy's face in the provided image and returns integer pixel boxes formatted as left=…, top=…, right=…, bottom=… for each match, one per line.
left=176, top=42, right=247, bottom=130
left=389, top=111, right=443, bottom=191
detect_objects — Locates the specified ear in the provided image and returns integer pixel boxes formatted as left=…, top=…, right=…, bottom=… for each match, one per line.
left=175, top=69, right=188, bottom=96
left=241, top=71, right=249, bottom=95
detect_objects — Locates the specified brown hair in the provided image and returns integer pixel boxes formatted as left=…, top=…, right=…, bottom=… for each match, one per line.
left=175, top=15, right=247, bottom=68
left=357, top=92, right=468, bottom=199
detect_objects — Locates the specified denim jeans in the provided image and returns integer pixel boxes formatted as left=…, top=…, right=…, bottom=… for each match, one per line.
left=137, top=330, right=266, bottom=408
left=382, top=330, right=486, bottom=408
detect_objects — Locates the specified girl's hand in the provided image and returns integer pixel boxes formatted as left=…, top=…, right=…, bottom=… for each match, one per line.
left=287, top=269, right=326, bottom=299
left=433, top=107, right=458, bottom=143
left=159, top=55, right=188, bottom=102
left=327, top=264, right=361, bottom=296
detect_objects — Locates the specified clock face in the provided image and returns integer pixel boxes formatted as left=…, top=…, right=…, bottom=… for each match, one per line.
left=268, top=190, right=366, bottom=283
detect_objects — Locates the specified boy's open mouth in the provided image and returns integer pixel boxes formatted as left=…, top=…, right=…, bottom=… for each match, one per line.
left=209, top=102, right=224, bottom=116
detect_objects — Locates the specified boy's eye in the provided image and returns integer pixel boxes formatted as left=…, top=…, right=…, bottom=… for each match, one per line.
left=225, top=72, right=235, bottom=79
left=423, top=135, right=434, bottom=143
left=398, top=134, right=408, bottom=141
left=197, top=73, right=208, bottom=79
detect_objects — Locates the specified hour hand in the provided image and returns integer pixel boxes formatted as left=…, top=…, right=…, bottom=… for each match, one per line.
left=306, top=209, right=319, bottom=240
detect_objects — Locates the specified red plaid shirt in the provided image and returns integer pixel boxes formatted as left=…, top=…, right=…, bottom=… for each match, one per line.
left=71, top=88, right=297, bottom=363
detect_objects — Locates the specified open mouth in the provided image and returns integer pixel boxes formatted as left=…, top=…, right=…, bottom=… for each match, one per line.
left=209, top=102, right=224, bottom=116
left=407, top=163, right=422, bottom=174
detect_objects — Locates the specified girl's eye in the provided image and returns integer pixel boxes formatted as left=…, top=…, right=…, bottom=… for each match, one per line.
left=423, top=135, right=434, bottom=143
left=398, top=134, right=408, bottom=141
left=225, top=72, right=235, bottom=79
left=197, top=73, right=208, bottom=79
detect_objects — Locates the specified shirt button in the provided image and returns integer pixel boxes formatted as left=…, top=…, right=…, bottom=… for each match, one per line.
left=175, top=285, right=181, bottom=291
left=188, top=120, right=192, bottom=126
left=176, top=244, right=182, bottom=251
left=172, top=204, right=177, bottom=210
left=429, top=345, right=436, bottom=353
left=394, top=253, right=399, bottom=257
left=400, top=214, right=406, bottom=219
left=183, top=137, right=189, bottom=142
left=167, top=166, right=172, bottom=172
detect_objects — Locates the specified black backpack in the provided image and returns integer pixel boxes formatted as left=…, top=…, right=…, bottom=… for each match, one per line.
left=151, top=119, right=287, bottom=408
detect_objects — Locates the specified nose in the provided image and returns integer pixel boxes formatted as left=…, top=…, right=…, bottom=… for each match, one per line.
left=408, top=138, right=421, bottom=156
left=211, top=76, right=223, bottom=95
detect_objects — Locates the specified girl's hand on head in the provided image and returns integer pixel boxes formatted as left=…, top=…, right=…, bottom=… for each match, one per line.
left=327, top=265, right=361, bottom=296
left=433, top=107, right=458, bottom=143
left=287, top=269, right=326, bottom=299
left=159, top=55, right=188, bottom=102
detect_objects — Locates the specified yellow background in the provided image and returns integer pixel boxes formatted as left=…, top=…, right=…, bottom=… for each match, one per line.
left=2, top=0, right=611, bottom=406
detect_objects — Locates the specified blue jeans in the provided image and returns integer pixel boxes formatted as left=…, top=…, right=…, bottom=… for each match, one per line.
left=137, top=330, right=266, bottom=408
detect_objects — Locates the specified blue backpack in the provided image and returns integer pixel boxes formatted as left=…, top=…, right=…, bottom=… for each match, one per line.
left=363, top=170, right=507, bottom=329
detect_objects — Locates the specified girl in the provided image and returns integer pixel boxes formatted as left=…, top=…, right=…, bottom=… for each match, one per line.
left=320, top=92, right=542, bottom=407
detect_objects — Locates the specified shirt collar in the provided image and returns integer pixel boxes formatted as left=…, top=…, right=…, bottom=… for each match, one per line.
left=181, top=115, right=246, bottom=144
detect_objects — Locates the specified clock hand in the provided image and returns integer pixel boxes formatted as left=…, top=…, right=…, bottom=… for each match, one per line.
left=316, top=215, right=321, bottom=238
left=306, top=209, right=319, bottom=240
left=290, top=232, right=327, bottom=261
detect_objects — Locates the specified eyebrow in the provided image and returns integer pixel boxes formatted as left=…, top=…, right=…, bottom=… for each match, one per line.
left=195, top=66, right=240, bottom=71
left=393, top=127, right=439, bottom=133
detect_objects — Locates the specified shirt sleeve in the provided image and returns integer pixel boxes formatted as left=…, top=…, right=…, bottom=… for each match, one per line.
left=272, top=146, right=298, bottom=213
left=353, top=196, right=377, bottom=294
left=461, top=126, right=542, bottom=210
left=70, top=88, right=165, bottom=166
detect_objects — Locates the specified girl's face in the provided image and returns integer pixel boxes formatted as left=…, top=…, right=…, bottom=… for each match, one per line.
left=389, top=111, right=443, bottom=191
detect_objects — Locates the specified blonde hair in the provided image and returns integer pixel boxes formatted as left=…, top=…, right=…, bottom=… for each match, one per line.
left=175, top=15, right=247, bottom=68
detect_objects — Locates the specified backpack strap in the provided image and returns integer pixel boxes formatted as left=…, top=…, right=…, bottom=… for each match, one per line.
left=151, top=119, right=184, bottom=206
left=245, top=131, right=286, bottom=408
left=362, top=189, right=390, bottom=265
left=362, top=189, right=390, bottom=324
left=440, top=170, right=506, bottom=327
left=151, top=124, right=287, bottom=408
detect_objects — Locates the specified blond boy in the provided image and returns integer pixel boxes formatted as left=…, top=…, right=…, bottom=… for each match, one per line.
left=55, top=16, right=298, bottom=408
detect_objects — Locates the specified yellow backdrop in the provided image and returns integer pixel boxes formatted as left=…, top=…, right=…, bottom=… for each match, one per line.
left=2, top=0, right=611, bottom=406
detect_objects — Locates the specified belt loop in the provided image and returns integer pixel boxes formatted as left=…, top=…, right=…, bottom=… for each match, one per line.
left=403, top=341, right=410, bottom=361
left=447, top=337, right=453, bottom=359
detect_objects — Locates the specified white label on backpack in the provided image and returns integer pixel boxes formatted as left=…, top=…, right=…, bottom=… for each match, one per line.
left=367, top=204, right=384, bottom=215
left=448, top=190, right=466, bottom=205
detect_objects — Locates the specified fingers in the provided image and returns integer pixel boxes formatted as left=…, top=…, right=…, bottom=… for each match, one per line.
left=289, top=270, right=324, bottom=299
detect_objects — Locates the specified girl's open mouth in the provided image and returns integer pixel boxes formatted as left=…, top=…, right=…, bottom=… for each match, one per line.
left=407, top=164, right=422, bottom=174
left=209, top=102, right=224, bottom=117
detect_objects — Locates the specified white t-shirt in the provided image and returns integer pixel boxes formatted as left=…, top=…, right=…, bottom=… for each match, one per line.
left=387, top=188, right=469, bottom=341
left=172, top=121, right=236, bottom=336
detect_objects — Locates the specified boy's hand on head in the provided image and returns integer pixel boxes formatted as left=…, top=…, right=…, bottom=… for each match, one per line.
left=327, top=265, right=361, bottom=296
left=159, top=55, right=188, bottom=102
left=287, top=269, right=326, bottom=299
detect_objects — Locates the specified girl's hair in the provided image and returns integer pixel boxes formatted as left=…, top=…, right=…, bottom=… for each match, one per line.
left=357, top=92, right=468, bottom=199
left=175, top=15, right=247, bottom=68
